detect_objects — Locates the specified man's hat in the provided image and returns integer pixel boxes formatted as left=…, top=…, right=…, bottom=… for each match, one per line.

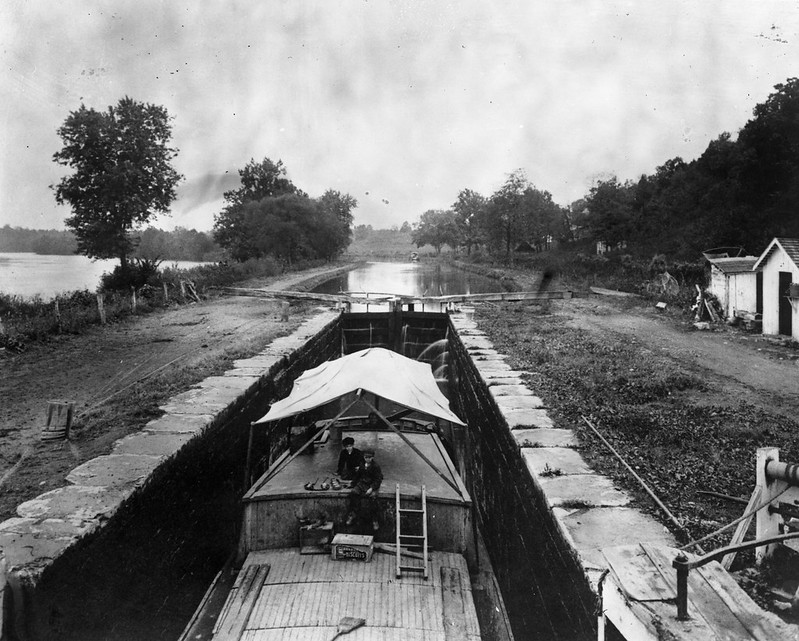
left=342, top=437, right=354, bottom=446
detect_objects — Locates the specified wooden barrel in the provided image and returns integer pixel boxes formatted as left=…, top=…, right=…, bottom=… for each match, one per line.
left=41, top=400, right=74, bottom=440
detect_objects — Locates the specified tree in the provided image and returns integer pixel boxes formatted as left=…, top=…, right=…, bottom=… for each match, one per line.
left=411, top=210, right=459, bottom=254
left=451, top=189, right=486, bottom=255
left=213, top=158, right=355, bottom=262
left=52, top=96, right=183, bottom=270
left=584, top=176, right=636, bottom=248
left=317, top=189, right=358, bottom=254
left=213, top=157, right=302, bottom=261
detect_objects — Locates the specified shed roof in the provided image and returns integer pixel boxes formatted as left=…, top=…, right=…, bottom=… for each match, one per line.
left=707, top=256, right=758, bottom=274
left=753, top=237, right=799, bottom=272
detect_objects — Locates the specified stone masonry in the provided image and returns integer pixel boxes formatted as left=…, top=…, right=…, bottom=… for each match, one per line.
left=447, top=310, right=676, bottom=641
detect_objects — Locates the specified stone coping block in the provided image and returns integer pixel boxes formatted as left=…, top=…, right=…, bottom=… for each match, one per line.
left=232, top=355, right=280, bottom=369
left=513, top=428, right=578, bottom=448
left=461, top=336, right=495, bottom=350
left=66, top=454, right=162, bottom=488
left=159, top=387, right=241, bottom=415
left=475, top=360, right=514, bottom=373
left=17, top=485, right=131, bottom=522
left=469, top=351, right=506, bottom=361
left=523, top=448, right=594, bottom=476
left=485, top=375, right=526, bottom=386
left=538, top=475, right=631, bottom=508
left=489, top=385, right=536, bottom=397
left=502, top=408, right=554, bottom=429
left=197, top=375, right=261, bottom=394
left=494, top=395, right=545, bottom=411
left=144, top=413, right=215, bottom=434
left=0, top=517, right=94, bottom=571
left=224, top=367, right=266, bottom=377
left=113, top=431, right=194, bottom=457
left=553, top=506, right=675, bottom=570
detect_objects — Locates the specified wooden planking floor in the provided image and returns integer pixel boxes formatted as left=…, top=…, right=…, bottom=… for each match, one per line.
left=224, top=548, right=480, bottom=641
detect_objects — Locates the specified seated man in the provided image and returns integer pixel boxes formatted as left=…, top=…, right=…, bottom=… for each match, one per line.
left=346, top=449, right=383, bottom=531
left=337, top=436, right=364, bottom=480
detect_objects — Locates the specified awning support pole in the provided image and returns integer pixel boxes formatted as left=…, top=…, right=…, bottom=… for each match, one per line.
left=362, top=398, right=462, bottom=497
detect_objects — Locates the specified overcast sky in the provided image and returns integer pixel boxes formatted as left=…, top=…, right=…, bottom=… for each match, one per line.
left=2, top=1, right=798, bottom=233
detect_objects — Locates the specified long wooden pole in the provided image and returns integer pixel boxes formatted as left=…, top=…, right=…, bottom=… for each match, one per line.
left=580, top=415, right=702, bottom=552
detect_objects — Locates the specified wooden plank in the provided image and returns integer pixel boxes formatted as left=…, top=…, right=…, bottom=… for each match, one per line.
left=603, top=544, right=675, bottom=602
left=214, top=563, right=270, bottom=641
left=441, top=566, right=468, bottom=641
left=697, top=561, right=795, bottom=641
left=643, top=545, right=752, bottom=640
left=721, top=486, right=761, bottom=570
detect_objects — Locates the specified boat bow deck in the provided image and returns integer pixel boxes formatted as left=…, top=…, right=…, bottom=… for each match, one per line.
left=213, top=548, right=481, bottom=641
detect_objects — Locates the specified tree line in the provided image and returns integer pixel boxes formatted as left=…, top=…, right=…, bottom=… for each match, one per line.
left=411, top=78, right=799, bottom=262
left=410, top=169, right=565, bottom=256
left=0, top=225, right=223, bottom=262
left=580, top=78, right=799, bottom=260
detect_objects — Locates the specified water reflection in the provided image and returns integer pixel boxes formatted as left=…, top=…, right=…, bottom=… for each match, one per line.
left=312, top=261, right=500, bottom=308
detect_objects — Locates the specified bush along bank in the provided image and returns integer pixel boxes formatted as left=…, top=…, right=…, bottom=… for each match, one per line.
left=0, top=257, right=331, bottom=350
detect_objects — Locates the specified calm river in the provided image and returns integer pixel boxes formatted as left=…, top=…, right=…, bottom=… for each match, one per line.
left=0, top=252, right=208, bottom=300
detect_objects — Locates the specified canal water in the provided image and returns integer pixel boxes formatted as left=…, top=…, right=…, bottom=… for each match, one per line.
left=311, top=261, right=503, bottom=302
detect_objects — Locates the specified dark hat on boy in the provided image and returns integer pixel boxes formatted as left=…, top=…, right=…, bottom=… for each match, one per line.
left=342, top=437, right=355, bottom=446
left=362, top=449, right=375, bottom=457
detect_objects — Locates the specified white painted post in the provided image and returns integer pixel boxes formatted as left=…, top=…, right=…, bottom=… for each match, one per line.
left=97, top=293, right=106, bottom=325
left=756, top=446, right=783, bottom=563
left=162, top=282, right=168, bottom=303
left=131, top=288, right=137, bottom=313
left=54, top=299, right=61, bottom=333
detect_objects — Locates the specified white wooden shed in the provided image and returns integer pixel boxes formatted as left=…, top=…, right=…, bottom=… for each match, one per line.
left=706, top=256, right=759, bottom=321
left=752, top=238, right=799, bottom=339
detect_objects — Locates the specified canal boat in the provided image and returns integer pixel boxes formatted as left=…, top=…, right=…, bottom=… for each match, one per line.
left=180, top=347, right=495, bottom=641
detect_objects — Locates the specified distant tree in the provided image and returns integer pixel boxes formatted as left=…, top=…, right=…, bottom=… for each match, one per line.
left=451, top=189, right=486, bottom=255
left=213, top=158, right=302, bottom=260
left=213, top=158, right=354, bottom=262
left=412, top=210, right=459, bottom=254
left=399, top=221, right=412, bottom=233
left=317, top=189, right=358, bottom=254
left=483, top=170, right=530, bottom=256
left=584, top=177, right=636, bottom=248
left=52, top=96, right=183, bottom=270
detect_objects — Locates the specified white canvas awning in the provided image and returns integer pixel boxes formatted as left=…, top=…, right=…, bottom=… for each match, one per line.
left=255, top=347, right=465, bottom=426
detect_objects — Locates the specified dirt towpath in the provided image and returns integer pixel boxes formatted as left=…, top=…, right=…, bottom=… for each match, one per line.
left=564, top=294, right=799, bottom=419
left=0, top=264, right=355, bottom=522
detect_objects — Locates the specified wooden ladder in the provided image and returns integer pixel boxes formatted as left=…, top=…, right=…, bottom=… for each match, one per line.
left=395, top=483, right=429, bottom=579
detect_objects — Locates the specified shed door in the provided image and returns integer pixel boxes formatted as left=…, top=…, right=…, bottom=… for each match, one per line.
left=756, top=272, right=763, bottom=315
left=779, top=271, right=793, bottom=336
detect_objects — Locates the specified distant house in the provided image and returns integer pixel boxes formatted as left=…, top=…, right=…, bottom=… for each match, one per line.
left=706, top=256, right=760, bottom=321
left=752, top=238, right=799, bottom=339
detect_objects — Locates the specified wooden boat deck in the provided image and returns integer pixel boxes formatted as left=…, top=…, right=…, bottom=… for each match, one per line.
left=212, top=548, right=481, bottom=641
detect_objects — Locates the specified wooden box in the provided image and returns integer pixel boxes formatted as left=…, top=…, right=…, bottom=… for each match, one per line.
left=331, top=533, right=374, bottom=562
left=299, top=521, right=334, bottom=555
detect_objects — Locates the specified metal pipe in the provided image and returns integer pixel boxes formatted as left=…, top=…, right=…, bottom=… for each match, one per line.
left=674, top=553, right=689, bottom=620
left=765, top=460, right=799, bottom=486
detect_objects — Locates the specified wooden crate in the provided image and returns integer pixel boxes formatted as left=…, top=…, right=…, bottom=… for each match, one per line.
left=331, top=533, right=374, bottom=562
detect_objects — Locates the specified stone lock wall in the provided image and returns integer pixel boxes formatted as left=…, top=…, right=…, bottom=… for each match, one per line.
left=0, top=311, right=342, bottom=640
left=446, top=312, right=674, bottom=641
